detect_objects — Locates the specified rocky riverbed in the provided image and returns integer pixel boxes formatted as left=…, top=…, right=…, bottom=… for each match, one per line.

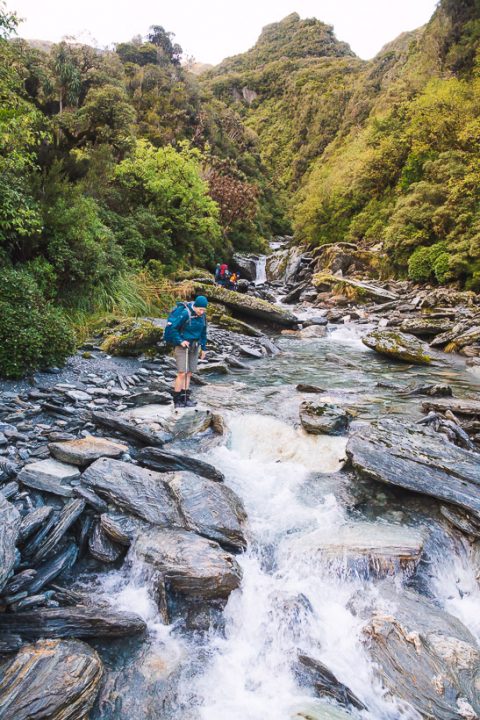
left=1, top=241, right=480, bottom=720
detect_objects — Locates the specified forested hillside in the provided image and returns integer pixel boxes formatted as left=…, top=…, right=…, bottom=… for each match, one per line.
left=0, top=2, right=286, bottom=375
left=203, top=1, right=480, bottom=288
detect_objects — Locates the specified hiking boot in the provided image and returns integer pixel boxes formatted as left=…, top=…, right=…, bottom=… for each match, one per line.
left=173, top=392, right=185, bottom=408
left=185, top=390, right=197, bottom=407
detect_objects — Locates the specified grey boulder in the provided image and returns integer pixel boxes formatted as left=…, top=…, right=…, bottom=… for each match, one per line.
left=0, top=639, right=103, bottom=720
left=49, top=436, right=127, bottom=466
left=81, top=458, right=182, bottom=526
left=133, top=528, right=242, bottom=601
left=347, top=420, right=480, bottom=517
left=300, top=401, right=350, bottom=435
left=168, top=472, right=247, bottom=551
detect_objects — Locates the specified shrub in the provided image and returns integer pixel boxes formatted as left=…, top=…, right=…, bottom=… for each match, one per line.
left=407, top=243, right=449, bottom=282
left=0, top=268, right=76, bottom=378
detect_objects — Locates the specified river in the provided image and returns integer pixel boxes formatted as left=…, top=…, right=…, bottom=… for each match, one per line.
left=92, top=321, right=480, bottom=720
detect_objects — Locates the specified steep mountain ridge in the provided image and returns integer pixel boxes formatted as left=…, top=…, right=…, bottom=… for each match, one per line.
left=202, top=0, right=480, bottom=287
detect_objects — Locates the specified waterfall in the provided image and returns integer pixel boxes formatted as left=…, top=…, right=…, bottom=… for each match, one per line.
left=254, top=256, right=267, bottom=285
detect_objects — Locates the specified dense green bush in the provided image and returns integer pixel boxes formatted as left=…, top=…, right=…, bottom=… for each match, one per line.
left=0, top=269, right=76, bottom=378
left=113, top=140, right=223, bottom=266
left=42, top=186, right=125, bottom=296
left=407, top=243, right=447, bottom=282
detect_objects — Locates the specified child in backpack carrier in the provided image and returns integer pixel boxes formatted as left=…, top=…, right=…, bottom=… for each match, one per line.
left=164, top=296, right=209, bottom=408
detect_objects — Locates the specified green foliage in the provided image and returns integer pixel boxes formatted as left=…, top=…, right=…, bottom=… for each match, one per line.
left=0, top=268, right=76, bottom=378
left=41, top=181, right=125, bottom=296
left=60, top=84, right=136, bottom=155
left=113, top=139, right=222, bottom=266
left=147, top=25, right=182, bottom=66
left=407, top=243, right=449, bottom=282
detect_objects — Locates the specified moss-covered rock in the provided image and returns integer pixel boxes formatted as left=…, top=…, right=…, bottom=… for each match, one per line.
left=362, top=330, right=432, bottom=365
left=312, top=274, right=398, bottom=303
left=194, top=282, right=298, bottom=327
left=216, top=314, right=263, bottom=337
left=444, top=326, right=480, bottom=352
left=101, top=321, right=164, bottom=357
left=314, top=244, right=383, bottom=278
left=299, top=401, right=351, bottom=435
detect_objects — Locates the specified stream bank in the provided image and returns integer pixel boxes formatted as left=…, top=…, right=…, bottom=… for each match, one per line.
left=1, top=241, right=480, bottom=719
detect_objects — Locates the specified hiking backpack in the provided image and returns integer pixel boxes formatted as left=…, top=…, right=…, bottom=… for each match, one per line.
left=163, top=302, right=193, bottom=345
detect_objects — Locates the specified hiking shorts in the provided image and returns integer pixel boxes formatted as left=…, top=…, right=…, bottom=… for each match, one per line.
left=174, top=344, right=199, bottom=373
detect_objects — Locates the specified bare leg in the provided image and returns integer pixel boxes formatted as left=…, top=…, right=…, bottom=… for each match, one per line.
left=174, top=372, right=192, bottom=392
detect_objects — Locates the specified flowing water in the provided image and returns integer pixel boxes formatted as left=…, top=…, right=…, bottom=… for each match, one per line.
left=94, top=323, right=480, bottom=719
left=254, top=256, right=267, bottom=285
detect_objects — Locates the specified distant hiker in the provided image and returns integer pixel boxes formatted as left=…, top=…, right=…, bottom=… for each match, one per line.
left=218, top=263, right=229, bottom=286
left=229, top=271, right=238, bottom=290
left=214, top=263, right=221, bottom=282
left=164, top=296, right=208, bottom=408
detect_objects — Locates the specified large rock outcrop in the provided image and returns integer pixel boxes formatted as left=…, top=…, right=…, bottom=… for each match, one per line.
left=362, top=329, right=432, bottom=364
left=194, top=282, right=298, bottom=327
left=346, top=420, right=480, bottom=516
left=359, top=586, right=480, bottom=720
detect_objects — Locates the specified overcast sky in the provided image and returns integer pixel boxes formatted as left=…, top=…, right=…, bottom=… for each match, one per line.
left=11, top=0, right=438, bottom=64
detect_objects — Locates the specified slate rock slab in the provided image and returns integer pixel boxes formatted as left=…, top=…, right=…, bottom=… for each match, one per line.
left=347, top=419, right=480, bottom=517
left=49, top=436, right=128, bottom=466
left=0, top=639, right=103, bottom=720
left=0, top=606, right=146, bottom=640
left=359, top=586, right=480, bottom=720
left=0, top=495, right=20, bottom=593
left=133, top=527, right=242, bottom=600
left=17, top=458, right=80, bottom=497
left=289, top=522, right=424, bottom=576
left=168, top=472, right=247, bottom=551
left=300, top=401, right=350, bottom=435
left=421, top=398, right=480, bottom=417
left=81, top=458, right=183, bottom=526
left=138, top=446, right=224, bottom=483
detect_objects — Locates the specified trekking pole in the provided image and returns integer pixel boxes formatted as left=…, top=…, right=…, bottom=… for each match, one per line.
left=184, top=345, right=189, bottom=407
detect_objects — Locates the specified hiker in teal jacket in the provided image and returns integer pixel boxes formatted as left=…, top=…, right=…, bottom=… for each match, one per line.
left=166, top=295, right=208, bottom=407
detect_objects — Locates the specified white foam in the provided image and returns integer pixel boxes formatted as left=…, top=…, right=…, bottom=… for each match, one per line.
left=185, top=413, right=412, bottom=719
left=327, top=325, right=372, bottom=352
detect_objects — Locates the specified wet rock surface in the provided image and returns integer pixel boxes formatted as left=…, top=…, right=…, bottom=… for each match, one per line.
left=0, top=606, right=146, bottom=640
left=295, top=654, right=366, bottom=711
left=347, top=420, right=480, bottom=516
left=299, top=401, right=350, bottom=435
left=0, top=639, right=103, bottom=720
left=81, top=458, right=183, bottom=526
left=168, top=472, right=247, bottom=551
left=359, top=586, right=480, bottom=720
left=132, top=527, right=242, bottom=601
left=138, top=446, right=224, bottom=482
